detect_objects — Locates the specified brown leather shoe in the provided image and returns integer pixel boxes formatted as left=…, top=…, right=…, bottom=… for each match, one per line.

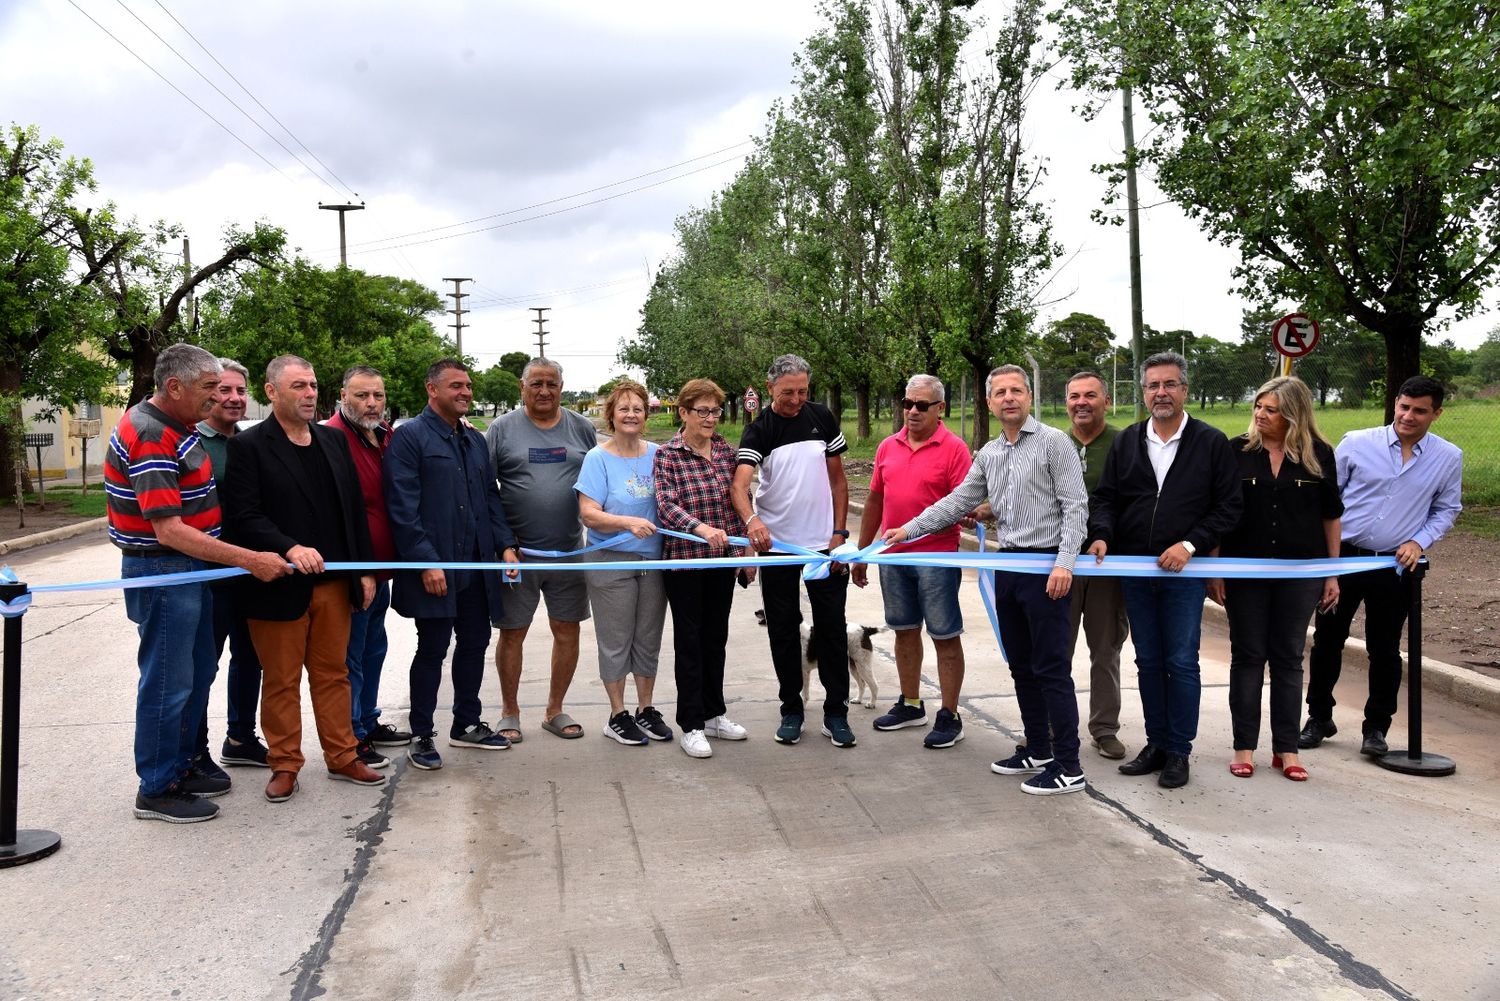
left=265, top=770, right=299, bottom=803
left=328, top=759, right=387, bottom=787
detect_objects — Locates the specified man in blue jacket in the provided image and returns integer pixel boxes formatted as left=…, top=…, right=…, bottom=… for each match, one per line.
left=384, top=358, right=521, bottom=770
left=1086, top=352, right=1241, bottom=789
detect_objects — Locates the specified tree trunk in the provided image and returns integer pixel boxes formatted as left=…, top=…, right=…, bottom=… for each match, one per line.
left=970, top=357, right=991, bottom=449
left=1382, top=320, right=1423, bottom=422
left=127, top=343, right=156, bottom=407
left=829, top=383, right=844, bottom=423
left=855, top=383, right=871, bottom=442
left=0, top=361, right=24, bottom=502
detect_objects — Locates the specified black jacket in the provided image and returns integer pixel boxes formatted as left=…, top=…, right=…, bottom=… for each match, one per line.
left=222, top=417, right=374, bottom=621
left=1088, top=416, right=1242, bottom=557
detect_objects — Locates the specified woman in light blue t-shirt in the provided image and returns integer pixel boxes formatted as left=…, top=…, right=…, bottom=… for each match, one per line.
left=575, top=381, right=670, bottom=747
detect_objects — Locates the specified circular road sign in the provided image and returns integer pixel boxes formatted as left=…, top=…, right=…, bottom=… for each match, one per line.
left=1272, top=313, right=1321, bottom=358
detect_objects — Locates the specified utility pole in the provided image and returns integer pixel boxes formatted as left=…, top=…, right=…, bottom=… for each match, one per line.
left=530, top=307, right=551, bottom=358
left=182, top=237, right=198, bottom=335
left=443, top=278, right=472, bottom=356
left=1122, top=81, right=1145, bottom=421
left=318, top=201, right=365, bottom=266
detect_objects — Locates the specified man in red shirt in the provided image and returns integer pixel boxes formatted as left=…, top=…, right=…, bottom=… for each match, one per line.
left=325, top=366, right=412, bottom=766
left=853, top=374, right=974, bottom=748
left=106, top=343, right=290, bottom=823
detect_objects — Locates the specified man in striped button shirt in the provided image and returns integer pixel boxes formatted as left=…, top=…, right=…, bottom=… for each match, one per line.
left=106, top=344, right=290, bottom=823
left=884, top=365, right=1090, bottom=795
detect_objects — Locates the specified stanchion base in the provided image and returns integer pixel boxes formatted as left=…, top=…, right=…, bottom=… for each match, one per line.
left=0, top=829, right=61, bottom=868
left=1375, top=750, right=1456, bottom=777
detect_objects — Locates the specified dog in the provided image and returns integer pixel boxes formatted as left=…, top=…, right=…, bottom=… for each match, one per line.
left=801, top=622, right=882, bottom=709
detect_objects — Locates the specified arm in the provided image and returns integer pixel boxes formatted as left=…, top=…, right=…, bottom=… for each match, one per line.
left=1320, top=516, right=1341, bottom=611
left=152, top=517, right=289, bottom=582
left=1182, top=433, right=1244, bottom=557
left=1408, top=449, right=1463, bottom=556
left=852, top=488, right=883, bottom=588
left=893, top=455, right=991, bottom=542
left=827, top=454, right=849, bottom=552
left=731, top=463, right=769, bottom=551
left=578, top=495, right=656, bottom=538
left=654, top=450, right=701, bottom=534
left=383, top=428, right=440, bottom=564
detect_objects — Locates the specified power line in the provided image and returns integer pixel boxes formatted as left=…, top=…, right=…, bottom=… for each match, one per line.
left=336, top=141, right=755, bottom=252
left=324, top=153, right=749, bottom=258
left=111, top=0, right=339, bottom=195
left=150, top=0, right=360, bottom=198
left=65, top=0, right=300, bottom=185
left=468, top=275, right=643, bottom=307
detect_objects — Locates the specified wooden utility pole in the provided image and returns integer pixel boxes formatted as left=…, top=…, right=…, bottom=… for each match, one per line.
left=443, top=278, right=472, bottom=355
left=530, top=307, right=550, bottom=357
left=318, top=201, right=365, bottom=266
left=1122, top=82, right=1146, bottom=421
left=182, top=237, right=198, bottom=335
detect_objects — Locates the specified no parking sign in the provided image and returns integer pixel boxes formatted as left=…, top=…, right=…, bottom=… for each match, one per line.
left=1271, top=313, right=1321, bottom=358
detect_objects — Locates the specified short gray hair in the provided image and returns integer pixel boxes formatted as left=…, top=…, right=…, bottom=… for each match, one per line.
left=1141, top=351, right=1188, bottom=385
left=342, top=365, right=383, bottom=387
left=767, top=354, right=811, bottom=384
left=521, top=357, right=563, bottom=382
left=266, top=354, right=314, bottom=387
left=986, top=364, right=1030, bottom=395
left=217, top=358, right=250, bottom=383
left=1066, top=370, right=1109, bottom=397
left=154, top=343, right=221, bottom=391
left=905, top=374, right=945, bottom=402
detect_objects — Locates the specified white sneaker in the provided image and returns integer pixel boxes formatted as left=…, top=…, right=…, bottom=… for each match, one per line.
left=704, top=715, right=748, bottom=740
left=681, top=729, right=712, bottom=758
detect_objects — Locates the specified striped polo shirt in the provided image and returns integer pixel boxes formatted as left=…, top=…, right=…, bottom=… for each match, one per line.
left=105, top=401, right=221, bottom=553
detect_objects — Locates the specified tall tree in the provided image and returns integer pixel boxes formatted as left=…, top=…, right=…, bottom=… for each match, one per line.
left=1055, top=0, right=1500, bottom=420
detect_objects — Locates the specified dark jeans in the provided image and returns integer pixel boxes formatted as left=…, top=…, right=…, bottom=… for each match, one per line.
left=1307, top=555, right=1410, bottom=735
left=761, top=557, right=849, bottom=719
left=665, top=568, right=736, bottom=732
left=993, top=570, right=1081, bottom=771
left=347, top=580, right=391, bottom=739
left=1121, top=577, right=1207, bottom=757
left=409, top=573, right=489, bottom=739
left=1226, top=578, right=1321, bottom=754
left=194, top=585, right=262, bottom=753
left=122, top=555, right=217, bottom=797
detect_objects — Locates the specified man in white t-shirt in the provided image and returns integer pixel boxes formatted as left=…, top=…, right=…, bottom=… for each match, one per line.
left=731, top=354, right=855, bottom=748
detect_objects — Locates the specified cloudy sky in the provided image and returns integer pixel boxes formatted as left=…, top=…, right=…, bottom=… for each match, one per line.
left=4, top=0, right=1494, bottom=391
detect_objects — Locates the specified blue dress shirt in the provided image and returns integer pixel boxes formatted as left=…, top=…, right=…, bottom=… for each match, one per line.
left=1336, top=424, right=1462, bottom=552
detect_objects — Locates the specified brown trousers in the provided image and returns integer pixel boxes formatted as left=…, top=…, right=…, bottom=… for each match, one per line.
left=248, top=580, right=357, bottom=773
left=1067, top=574, right=1130, bottom=740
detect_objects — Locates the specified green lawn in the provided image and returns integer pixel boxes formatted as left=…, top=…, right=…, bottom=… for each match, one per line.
left=1, top=485, right=109, bottom=518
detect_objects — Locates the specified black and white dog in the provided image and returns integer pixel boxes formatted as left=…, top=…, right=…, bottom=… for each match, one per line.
left=800, top=622, right=882, bottom=709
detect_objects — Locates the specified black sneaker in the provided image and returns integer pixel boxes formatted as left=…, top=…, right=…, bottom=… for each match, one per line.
left=180, top=763, right=231, bottom=798
left=604, top=710, right=649, bottom=745
left=407, top=735, right=443, bottom=771
left=635, top=706, right=673, bottom=741
left=191, top=750, right=231, bottom=783
left=356, top=739, right=390, bottom=769
left=923, top=708, right=964, bottom=749
left=220, top=735, right=269, bottom=768
left=990, top=746, right=1054, bottom=775
left=873, top=700, right=926, bottom=731
left=134, top=783, right=219, bottom=823
left=367, top=722, right=414, bottom=747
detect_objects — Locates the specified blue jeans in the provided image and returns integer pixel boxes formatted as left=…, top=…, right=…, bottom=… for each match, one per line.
left=1121, top=577, right=1207, bottom=756
left=878, top=564, right=963, bottom=639
left=346, top=581, right=391, bottom=739
left=123, top=554, right=218, bottom=797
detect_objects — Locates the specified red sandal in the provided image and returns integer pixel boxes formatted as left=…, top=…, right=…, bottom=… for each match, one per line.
left=1228, top=761, right=1254, bottom=778
left=1271, top=755, right=1309, bottom=782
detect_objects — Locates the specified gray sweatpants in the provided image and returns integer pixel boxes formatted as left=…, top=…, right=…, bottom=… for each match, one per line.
left=585, top=551, right=667, bottom=683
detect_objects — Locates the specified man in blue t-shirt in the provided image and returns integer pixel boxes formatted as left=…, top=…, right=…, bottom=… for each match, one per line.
left=731, top=354, right=855, bottom=748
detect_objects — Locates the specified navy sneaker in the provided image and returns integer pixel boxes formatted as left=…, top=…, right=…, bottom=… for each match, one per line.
left=449, top=722, right=511, bottom=750
left=1020, top=763, right=1088, bottom=796
left=180, top=763, right=231, bottom=799
left=407, top=735, right=443, bottom=770
left=635, top=706, right=674, bottom=741
left=367, top=722, right=414, bottom=747
left=774, top=714, right=804, bottom=745
left=356, top=739, right=390, bottom=769
left=821, top=716, right=857, bottom=748
left=220, top=735, right=269, bottom=768
left=873, top=699, right=926, bottom=731
left=191, top=751, right=231, bottom=783
left=133, top=783, right=219, bottom=823
left=923, top=708, right=965, bottom=749
left=990, top=746, right=1054, bottom=775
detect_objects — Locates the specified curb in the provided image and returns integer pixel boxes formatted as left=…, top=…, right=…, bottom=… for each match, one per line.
left=0, top=517, right=107, bottom=557
left=849, top=498, right=1500, bottom=717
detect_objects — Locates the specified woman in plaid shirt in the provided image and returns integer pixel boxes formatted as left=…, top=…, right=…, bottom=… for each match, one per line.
left=656, top=379, right=755, bottom=759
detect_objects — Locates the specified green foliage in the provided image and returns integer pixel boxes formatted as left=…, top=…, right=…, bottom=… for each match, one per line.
left=199, top=261, right=451, bottom=418
left=1470, top=328, right=1500, bottom=386
left=473, top=365, right=519, bottom=415
left=497, top=351, right=529, bottom=377
left=1053, top=0, right=1500, bottom=418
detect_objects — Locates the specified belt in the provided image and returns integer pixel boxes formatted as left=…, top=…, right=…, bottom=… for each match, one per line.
left=1343, top=543, right=1398, bottom=558
left=999, top=546, right=1059, bottom=554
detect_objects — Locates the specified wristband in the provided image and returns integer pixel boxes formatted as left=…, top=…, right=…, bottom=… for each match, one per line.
left=1180, top=540, right=1197, bottom=556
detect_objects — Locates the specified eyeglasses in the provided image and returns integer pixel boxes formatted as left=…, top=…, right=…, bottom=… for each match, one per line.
left=1143, top=380, right=1185, bottom=393
left=900, top=398, right=939, bottom=412
left=687, top=406, right=723, bottom=419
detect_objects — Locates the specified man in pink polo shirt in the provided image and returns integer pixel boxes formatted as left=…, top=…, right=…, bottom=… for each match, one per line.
left=853, top=374, right=974, bottom=748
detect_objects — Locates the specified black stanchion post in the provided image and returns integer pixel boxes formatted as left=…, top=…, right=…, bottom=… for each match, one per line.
left=1377, top=557, right=1456, bottom=777
left=0, top=578, right=62, bottom=867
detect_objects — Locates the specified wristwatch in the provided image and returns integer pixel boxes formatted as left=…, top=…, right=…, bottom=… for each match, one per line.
left=1180, top=540, right=1197, bottom=556
left=833, top=529, right=850, bottom=539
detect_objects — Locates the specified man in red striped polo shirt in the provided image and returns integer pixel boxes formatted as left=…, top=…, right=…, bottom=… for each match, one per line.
left=106, top=343, right=290, bottom=824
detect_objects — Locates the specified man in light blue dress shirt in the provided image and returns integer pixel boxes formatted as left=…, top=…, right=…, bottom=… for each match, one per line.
left=1301, top=376, right=1463, bottom=756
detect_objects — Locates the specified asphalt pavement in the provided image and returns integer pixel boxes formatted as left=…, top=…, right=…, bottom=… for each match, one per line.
left=1, top=530, right=1497, bottom=1001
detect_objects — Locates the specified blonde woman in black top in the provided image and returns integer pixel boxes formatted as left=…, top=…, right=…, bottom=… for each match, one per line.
left=1208, top=377, right=1342, bottom=782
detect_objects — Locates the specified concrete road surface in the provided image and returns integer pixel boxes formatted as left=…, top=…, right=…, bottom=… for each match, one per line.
left=1, top=533, right=1496, bottom=1001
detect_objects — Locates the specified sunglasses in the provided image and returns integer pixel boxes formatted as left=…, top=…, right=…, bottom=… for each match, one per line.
left=900, top=398, right=940, bottom=412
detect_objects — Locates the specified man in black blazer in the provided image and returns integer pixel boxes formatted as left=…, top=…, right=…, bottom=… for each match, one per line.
left=222, top=355, right=385, bottom=803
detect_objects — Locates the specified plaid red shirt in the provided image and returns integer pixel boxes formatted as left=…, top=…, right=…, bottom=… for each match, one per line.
left=654, top=431, right=746, bottom=561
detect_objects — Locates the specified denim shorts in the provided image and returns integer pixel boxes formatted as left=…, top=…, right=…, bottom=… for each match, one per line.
left=879, top=564, right=963, bottom=639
